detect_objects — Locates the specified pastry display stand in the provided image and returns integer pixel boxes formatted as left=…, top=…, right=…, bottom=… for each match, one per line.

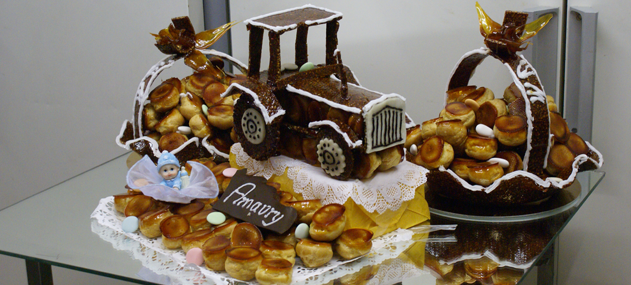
left=0, top=153, right=604, bottom=284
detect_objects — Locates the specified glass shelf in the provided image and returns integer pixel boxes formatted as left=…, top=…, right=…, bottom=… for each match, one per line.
left=0, top=152, right=604, bottom=284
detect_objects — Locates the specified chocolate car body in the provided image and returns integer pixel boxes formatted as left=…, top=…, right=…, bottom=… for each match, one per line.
left=222, top=5, right=411, bottom=179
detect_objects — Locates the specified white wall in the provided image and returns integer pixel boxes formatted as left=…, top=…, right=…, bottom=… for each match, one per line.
left=0, top=0, right=191, bottom=284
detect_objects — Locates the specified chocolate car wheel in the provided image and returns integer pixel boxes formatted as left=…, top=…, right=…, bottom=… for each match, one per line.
left=234, top=93, right=281, bottom=160
left=316, top=127, right=354, bottom=180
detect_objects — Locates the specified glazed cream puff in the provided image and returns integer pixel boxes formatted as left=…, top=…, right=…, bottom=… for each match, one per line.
left=549, top=111, right=570, bottom=143
left=494, top=151, right=524, bottom=173
left=413, top=136, right=454, bottom=169
left=436, top=119, right=467, bottom=147
left=225, top=247, right=263, bottom=281
left=160, top=215, right=190, bottom=249
left=207, top=105, right=234, bottom=130
left=155, top=108, right=185, bottom=135
left=441, top=102, right=475, bottom=128
left=189, top=209, right=213, bottom=231
left=255, top=258, right=293, bottom=285
left=377, top=146, right=403, bottom=171
left=265, top=228, right=297, bottom=247
left=150, top=77, right=182, bottom=113
left=287, top=200, right=322, bottom=224
left=173, top=200, right=205, bottom=223
left=467, top=162, right=504, bottom=186
left=405, top=124, right=423, bottom=149
left=231, top=223, right=263, bottom=249
left=178, top=92, right=203, bottom=120
left=295, top=239, right=333, bottom=268
left=493, top=115, right=527, bottom=147
left=334, top=228, right=373, bottom=260
left=464, top=135, right=498, bottom=160
left=449, top=158, right=478, bottom=180
left=181, top=228, right=215, bottom=253
left=259, top=240, right=296, bottom=266
left=546, top=144, right=576, bottom=176
left=210, top=218, right=238, bottom=238
left=201, top=82, right=227, bottom=106
left=461, top=86, right=494, bottom=106
left=124, top=195, right=156, bottom=217
left=158, top=132, right=188, bottom=152
left=138, top=205, right=173, bottom=238
left=475, top=99, right=507, bottom=128
left=421, top=117, right=443, bottom=140
left=446, top=85, right=477, bottom=103
left=142, top=104, right=160, bottom=131
left=202, top=235, right=231, bottom=271
left=113, top=192, right=142, bottom=214
left=185, top=72, right=216, bottom=98
left=352, top=152, right=382, bottom=179
left=188, top=113, right=213, bottom=138
left=309, top=204, right=346, bottom=242
left=503, top=82, right=521, bottom=104
left=565, top=132, right=590, bottom=156
left=547, top=95, right=558, bottom=112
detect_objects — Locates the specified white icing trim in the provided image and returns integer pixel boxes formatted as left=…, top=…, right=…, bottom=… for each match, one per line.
left=222, top=83, right=286, bottom=124
left=201, top=136, right=229, bottom=159
left=308, top=120, right=363, bottom=148
left=133, top=55, right=178, bottom=137
left=244, top=4, right=343, bottom=33
left=200, top=49, right=248, bottom=73
left=362, top=93, right=407, bottom=114
left=437, top=138, right=602, bottom=193
left=444, top=47, right=490, bottom=104
left=115, top=120, right=132, bottom=149
left=286, top=84, right=362, bottom=114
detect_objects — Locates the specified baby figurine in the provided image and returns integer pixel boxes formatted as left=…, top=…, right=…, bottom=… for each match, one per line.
left=157, top=151, right=188, bottom=190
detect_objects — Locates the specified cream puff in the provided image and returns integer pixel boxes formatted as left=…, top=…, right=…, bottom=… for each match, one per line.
left=467, top=162, right=504, bottom=186
left=493, top=115, right=527, bottom=147
left=436, top=119, right=467, bottom=147
left=160, top=215, right=190, bottom=249
left=188, top=113, right=213, bottom=138
left=546, top=144, right=576, bottom=176
left=475, top=99, right=507, bottom=128
left=449, top=158, right=478, bottom=180
left=231, top=223, right=263, bottom=249
left=503, top=82, right=521, bottom=104
left=440, top=102, right=475, bottom=128
left=158, top=132, right=188, bottom=152
left=142, top=104, right=160, bottom=131
left=565, top=132, right=590, bottom=156
left=201, top=82, right=227, bottom=106
left=225, top=247, right=263, bottom=281
left=446, top=85, right=477, bottom=103
left=150, top=77, right=182, bottom=113
left=464, top=257, right=499, bottom=280
left=413, top=136, right=454, bottom=169
left=181, top=228, right=215, bottom=253
left=138, top=205, right=173, bottom=238
left=185, top=73, right=215, bottom=98
left=352, top=152, right=382, bottom=179
left=178, top=92, right=203, bottom=120
left=207, top=105, right=234, bottom=130
left=461, top=86, right=494, bottom=106
left=155, top=108, right=185, bottom=135
left=464, top=135, right=498, bottom=160
left=287, top=200, right=322, bottom=224
left=173, top=200, right=204, bottom=223
left=309, top=204, right=346, bottom=241
left=189, top=209, right=213, bottom=231
left=255, top=258, right=293, bottom=285
left=421, top=117, right=443, bottom=140
left=210, top=218, right=238, bottom=238
left=549, top=111, right=570, bottom=143
left=259, top=240, right=296, bottom=266
left=334, top=228, right=373, bottom=260
left=377, top=146, right=403, bottom=171
left=113, top=192, right=142, bottom=214
left=405, top=124, right=423, bottom=149
left=124, top=195, right=156, bottom=217
left=295, top=239, right=333, bottom=268
left=202, top=235, right=231, bottom=271
left=494, top=151, right=524, bottom=173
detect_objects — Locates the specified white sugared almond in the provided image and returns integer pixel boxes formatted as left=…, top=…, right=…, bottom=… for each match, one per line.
left=476, top=124, right=494, bottom=138
left=487, top=157, right=509, bottom=168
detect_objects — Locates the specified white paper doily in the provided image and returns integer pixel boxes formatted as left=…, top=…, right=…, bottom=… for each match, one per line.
left=231, top=143, right=428, bottom=214
left=91, top=196, right=436, bottom=285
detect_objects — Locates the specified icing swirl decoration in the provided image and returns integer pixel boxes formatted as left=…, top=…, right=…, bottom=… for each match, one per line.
left=241, top=108, right=266, bottom=144
left=317, top=138, right=346, bottom=177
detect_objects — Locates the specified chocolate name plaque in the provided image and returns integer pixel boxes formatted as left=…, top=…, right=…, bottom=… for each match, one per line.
left=213, top=169, right=297, bottom=234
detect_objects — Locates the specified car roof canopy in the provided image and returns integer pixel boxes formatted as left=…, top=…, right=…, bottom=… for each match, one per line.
left=244, top=5, right=343, bottom=81
left=244, top=4, right=343, bottom=33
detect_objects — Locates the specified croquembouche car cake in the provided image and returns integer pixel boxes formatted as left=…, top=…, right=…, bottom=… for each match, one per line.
left=103, top=4, right=430, bottom=284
